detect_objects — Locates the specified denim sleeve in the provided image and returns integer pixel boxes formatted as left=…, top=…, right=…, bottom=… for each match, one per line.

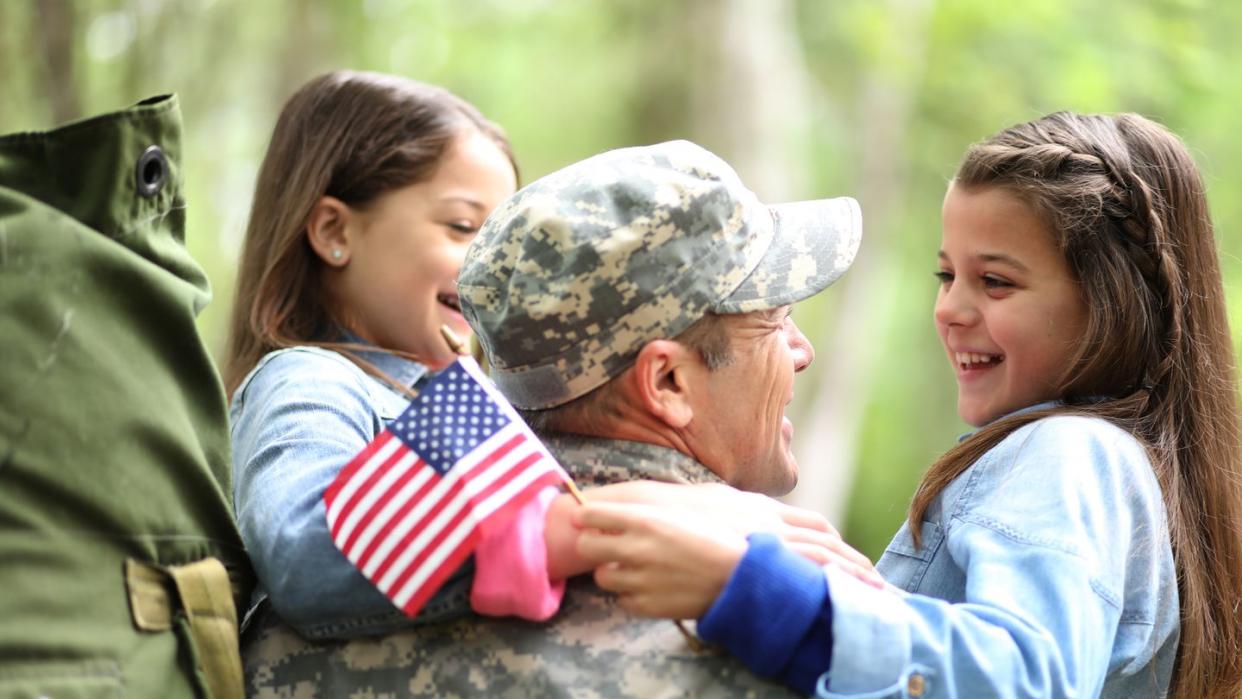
left=231, top=349, right=474, bottom=639
left=697, top=532, right=833, bottom=694
left=817, top=417, right=1168, bottom=698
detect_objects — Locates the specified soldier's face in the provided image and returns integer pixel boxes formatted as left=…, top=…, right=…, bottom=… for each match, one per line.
left=336, top=130, right=516, bottom=369
left=688, top=308, right=814, bottom=495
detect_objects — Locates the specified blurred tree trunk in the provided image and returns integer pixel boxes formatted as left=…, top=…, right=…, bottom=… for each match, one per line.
left=686, top=0, right=813, bottom=199
left=0, top=3, right=10, bottom=128
left=685, top=0, right=934, bottom=525
left=124, top=4, right=178, bottom=105
left=790, top=0, right=935, bottom=523
left=32, top=0, right=79, bottom=124
left=686, top=0, right=863, bottom=519
left=277, top=0, right=324, bottom=102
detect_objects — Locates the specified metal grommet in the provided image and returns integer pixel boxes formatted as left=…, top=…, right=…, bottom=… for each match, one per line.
left=135, top=145, right=168, bottom=198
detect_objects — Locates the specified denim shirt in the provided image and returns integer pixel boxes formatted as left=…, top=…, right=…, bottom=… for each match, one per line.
left=702, top=411, right=1178, bottom=698
left=824, top=413, right=1178, bottom=698
left=231, top=345, right=475, bottom=639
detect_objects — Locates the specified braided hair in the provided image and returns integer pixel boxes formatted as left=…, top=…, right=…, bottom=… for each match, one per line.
left=909, top=112, right=1242, bottom=698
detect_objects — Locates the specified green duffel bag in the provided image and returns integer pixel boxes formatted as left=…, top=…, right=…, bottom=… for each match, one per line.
left=0, top=95, right=253, bottom=699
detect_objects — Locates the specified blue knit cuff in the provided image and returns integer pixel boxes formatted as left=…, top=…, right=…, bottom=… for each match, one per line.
left=697, top=532, right=831, bottom=692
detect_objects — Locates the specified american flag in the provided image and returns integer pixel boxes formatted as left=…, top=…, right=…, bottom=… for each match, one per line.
left=323, top=355, right=572, bottom=617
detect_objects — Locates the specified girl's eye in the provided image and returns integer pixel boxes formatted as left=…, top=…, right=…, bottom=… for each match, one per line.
left=447, top=221, right=478, bottom=235
left=982, top=275, right=1013, bottom=289
left=934, top=270, right=954, bottom=284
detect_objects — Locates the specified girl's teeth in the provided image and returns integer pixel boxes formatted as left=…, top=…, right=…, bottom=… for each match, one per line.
left=956, top=352, right=1001, bottom=366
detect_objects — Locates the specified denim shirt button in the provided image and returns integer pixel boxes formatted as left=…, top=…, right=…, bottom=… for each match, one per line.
left=907, top=673, right=926, bottom=697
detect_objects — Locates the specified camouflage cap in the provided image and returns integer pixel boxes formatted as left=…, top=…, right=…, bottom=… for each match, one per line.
left=458, top=140, right=862, bottom=410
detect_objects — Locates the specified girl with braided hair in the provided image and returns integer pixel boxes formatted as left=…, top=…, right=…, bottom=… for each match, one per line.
left=575, top=112, right=1242, bottom=698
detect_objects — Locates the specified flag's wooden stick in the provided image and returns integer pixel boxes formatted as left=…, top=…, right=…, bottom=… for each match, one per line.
left=439, top=325, right=469, bottom=356
left=561, top=475, right=588, bottom=505
left=675, top=620, right=705, bottom=652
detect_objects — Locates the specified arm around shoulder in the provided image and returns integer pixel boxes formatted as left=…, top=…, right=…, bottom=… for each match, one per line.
left=231, top=348, right=473, bottom=637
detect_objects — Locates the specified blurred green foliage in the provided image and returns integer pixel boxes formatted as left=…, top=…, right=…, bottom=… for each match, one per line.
left=4, top=0, right=1240, bottom=559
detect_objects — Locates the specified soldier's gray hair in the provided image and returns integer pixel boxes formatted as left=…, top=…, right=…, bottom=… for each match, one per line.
left=518, top=312, right=734, bottom=433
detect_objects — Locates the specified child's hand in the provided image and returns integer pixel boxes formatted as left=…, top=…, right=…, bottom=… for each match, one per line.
left=572, top=492, right=885, bottom=619
left=583, top=481, right=880, bottom=581
left=575, top=501, right=748, bottom=619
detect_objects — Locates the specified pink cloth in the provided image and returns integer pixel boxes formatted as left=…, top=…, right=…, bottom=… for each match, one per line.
left=470, top=485, right=566, bottom=620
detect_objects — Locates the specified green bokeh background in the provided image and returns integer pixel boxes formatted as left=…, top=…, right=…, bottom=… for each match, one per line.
left=5, top=0, right=1239, bottom=559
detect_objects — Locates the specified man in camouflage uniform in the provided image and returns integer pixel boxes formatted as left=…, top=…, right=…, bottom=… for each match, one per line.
left=243, top=140, right=861, bottom=697
left=0, top=96, right=253, bottom=697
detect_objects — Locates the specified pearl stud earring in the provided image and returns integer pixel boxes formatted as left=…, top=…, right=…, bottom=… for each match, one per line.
left=331, top=249, right=343, bottom=260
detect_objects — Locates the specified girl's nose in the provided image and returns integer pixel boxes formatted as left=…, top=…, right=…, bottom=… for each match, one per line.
left=933, top=284, right=979, bottom=327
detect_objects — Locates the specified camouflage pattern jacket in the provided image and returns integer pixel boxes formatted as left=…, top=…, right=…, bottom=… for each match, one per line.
left=244, top=433, right=797, bottom=698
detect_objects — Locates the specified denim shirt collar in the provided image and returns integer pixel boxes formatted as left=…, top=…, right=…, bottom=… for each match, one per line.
left=958, top=400, right=1062, bottom=443
left=334, top=329, right=429, bottom=389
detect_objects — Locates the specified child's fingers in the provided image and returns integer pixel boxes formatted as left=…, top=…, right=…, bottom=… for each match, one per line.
left=834, top=560, right=887, bottom=589
left=779, top=527, right=872, bottom=570
left=573, top=501, right=646, bottom=532
left=778, top=526, right=843, bottom=549
left=593, top=560, right=645, bottom=594
left=784, top=542, right=885, bottom=589
left=785, top=542, right=833, bottom=566
left=825, top=537, right=875, bottom=573
left=577, top=527, right=632, bottom=566
left=774, top=504, right=834, bottom=533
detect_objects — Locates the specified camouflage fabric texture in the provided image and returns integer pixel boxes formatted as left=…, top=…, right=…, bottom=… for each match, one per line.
left=458, top=139, right=862, bottom=410
left=243, top=435, right=796, bottom=698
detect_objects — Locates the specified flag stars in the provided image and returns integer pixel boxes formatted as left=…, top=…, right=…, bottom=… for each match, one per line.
left=390, top=361, right=512, bottom=473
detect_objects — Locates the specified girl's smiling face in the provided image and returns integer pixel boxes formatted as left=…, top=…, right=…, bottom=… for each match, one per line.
left=332, top=130, right=516, bottom=369
left=934, top=184, right=1088, bottom=427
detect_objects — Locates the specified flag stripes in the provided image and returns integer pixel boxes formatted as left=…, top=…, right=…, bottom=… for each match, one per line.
left=322, top=355, right=572, bottom=617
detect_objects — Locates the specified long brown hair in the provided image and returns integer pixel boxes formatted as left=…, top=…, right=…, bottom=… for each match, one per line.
left=910, top=112, right=1242, bottom=697
left=223, top=70, right=516, bottom=397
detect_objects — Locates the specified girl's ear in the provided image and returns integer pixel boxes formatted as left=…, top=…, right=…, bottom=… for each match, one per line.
left=306, top=195, right=354, bottom=267
left=629, top=340, right=702, bottom=430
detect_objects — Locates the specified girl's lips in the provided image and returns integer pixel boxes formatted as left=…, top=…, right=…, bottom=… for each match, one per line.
left=436, top=300, right=471, bottom=334
left=955, top=359, right=1003, bottom=387
left=444, top=309, right=468, bottom=325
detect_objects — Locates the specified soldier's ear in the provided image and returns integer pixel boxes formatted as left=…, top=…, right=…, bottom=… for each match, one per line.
left=306, top=195, right=354, bottom=267
left=631, top=340, right=703, bottom=429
